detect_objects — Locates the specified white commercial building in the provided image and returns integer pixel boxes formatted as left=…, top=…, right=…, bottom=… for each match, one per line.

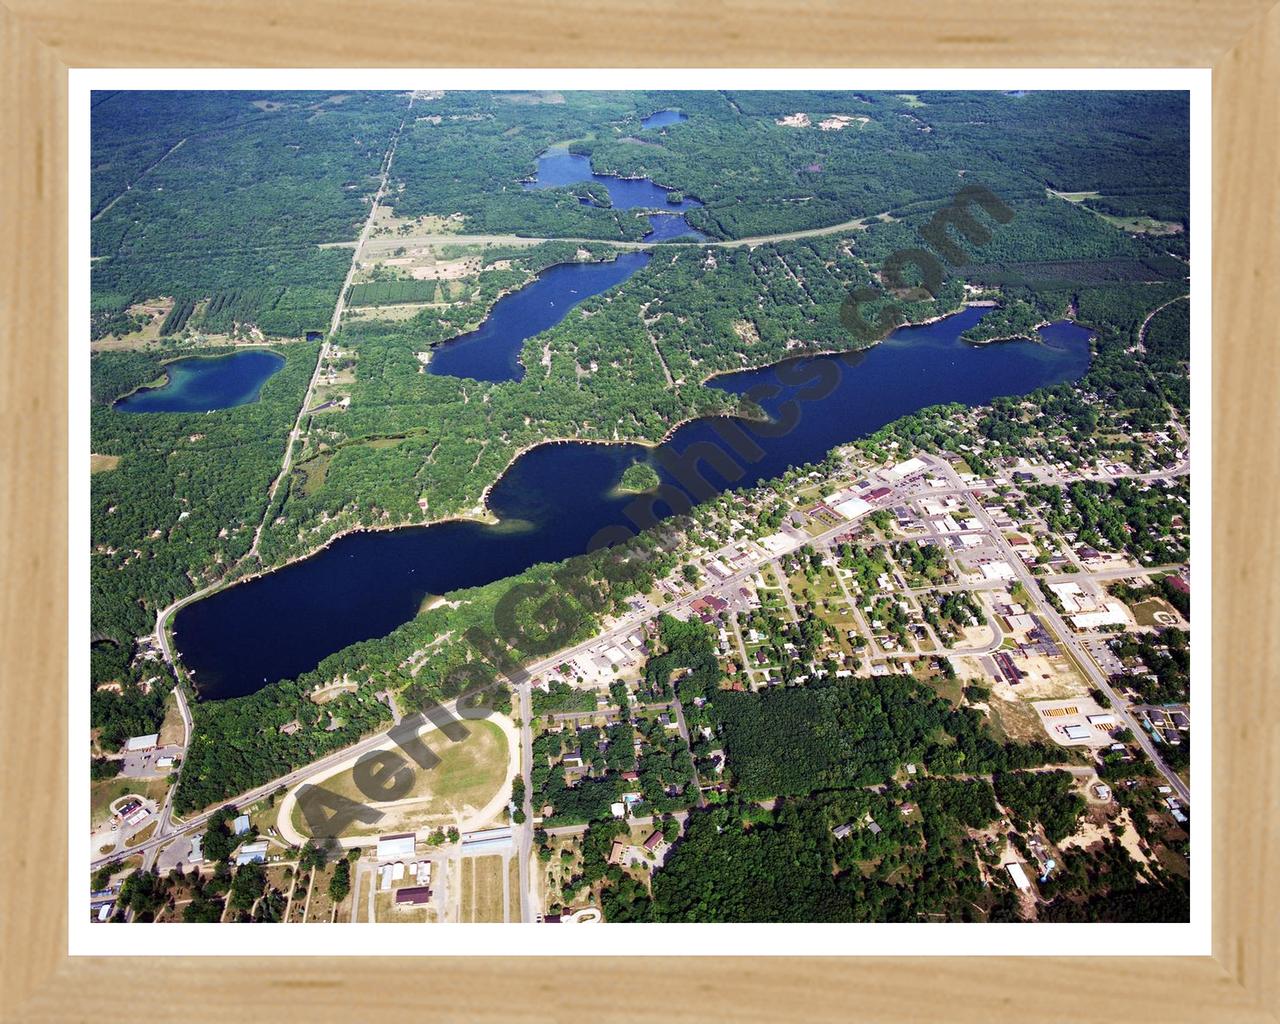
left=376, top=833, right=417, bottom=861
left=234, top=839, right=269, bottom=866
left=1070, top=603, right=1129, bottom=630
left=885, top=457, right=928, bottom=482
left=1005, top=861, right=1032, bottom=892
left=124, top=733, right=159, bottom=752
left=832, top=496, right=873, bottom=521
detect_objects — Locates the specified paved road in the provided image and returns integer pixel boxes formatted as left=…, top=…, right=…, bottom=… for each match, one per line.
left=247, top=100, right=412, bottom=560
left=149, top=99, right=419, bottom=661
left=108, top=449, right=1191, bottom=874
left=93, top=694, right=464, bottom=871
left=515, top=683, right=534, bottom=922
left=353, top=213, right=887, bottom=257
left=920, top=453, right=1191, bottom=806
left=1040, top=563, right=1185, bottom=585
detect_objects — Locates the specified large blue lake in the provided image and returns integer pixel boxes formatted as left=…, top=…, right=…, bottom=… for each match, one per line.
left=174, top=307, right=1092, bottom=699
left=114, top=350, right=285, bottom=413
left=428, top=252, right=651, bottom=382
left=523, top=145, right=707, bottom=241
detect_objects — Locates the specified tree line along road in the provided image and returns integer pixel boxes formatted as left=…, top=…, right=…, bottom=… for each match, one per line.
left=114, top=452, right=1189, bottom=871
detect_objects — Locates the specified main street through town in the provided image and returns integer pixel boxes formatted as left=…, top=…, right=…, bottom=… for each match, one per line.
left=920, top=453, right=1191, bottom=805
left=107, top=445, right=1190, bottom=920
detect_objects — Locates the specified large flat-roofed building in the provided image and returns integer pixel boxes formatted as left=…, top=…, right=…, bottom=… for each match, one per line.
left=1070, top=603, right=1129, bottom=630
left=461, top=827, right=514, bottom=855
left=885, top=457, right=928, bottom=482
left=832, top=496, right=873, bottom=521
left=1005, top=861, right=1032, bottom=892
left=124, top=733, right=159, bottom=752
left=376, top=833, right=417, bottom=861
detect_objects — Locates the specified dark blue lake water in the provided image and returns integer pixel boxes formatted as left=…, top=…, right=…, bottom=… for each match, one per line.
left=114, top=350, right=285, bottom=413
left=522, top=145, right=707, bottom=241
left=428, top=252, right=651, bottom=382
left=174, top=308, right=1092, bottom=699
left=641, top=109, right=688, bottom=129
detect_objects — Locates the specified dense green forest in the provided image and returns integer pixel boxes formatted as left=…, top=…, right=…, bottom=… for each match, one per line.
left=259, top=235, right=952, bottom=568
left=383, top=90, right=1188, bottom=243
left=91, top=90, right=1192, bottom=845
left=714, top=674, right=1059, bottom=799
left=90, top=343, right=316, bottom=642
left=92, top=91, right=405, bottom=336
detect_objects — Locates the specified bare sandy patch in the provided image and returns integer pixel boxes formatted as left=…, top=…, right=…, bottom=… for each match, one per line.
left=817, top=114, right=871, bottom=131
left=408, top=257, right=480, bottom=281
left=776, top=113, right=811, bottom=128
left=1003, top=652, right=1089, bottom=701
left=91, top=453, right=121, bottom=474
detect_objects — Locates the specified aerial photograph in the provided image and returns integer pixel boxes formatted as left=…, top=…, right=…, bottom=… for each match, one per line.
left=87, top=88, right=1192, bottom=928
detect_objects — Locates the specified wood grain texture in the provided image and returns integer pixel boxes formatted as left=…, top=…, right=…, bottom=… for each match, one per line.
left=1, top=0, right=1276, bottom=1020
left=1212, top=5, right=1280, bottom=1015
left=2, top=0, right=1277, bottom=67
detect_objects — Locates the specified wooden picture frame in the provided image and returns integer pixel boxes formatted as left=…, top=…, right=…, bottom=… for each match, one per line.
left=2, top=2, right=1275, bottom=1018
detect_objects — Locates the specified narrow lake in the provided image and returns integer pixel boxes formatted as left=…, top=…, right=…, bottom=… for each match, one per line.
left=174, top=308, right=1092, bottom=699
left=114, top=350, right=285, bottom=413
left=522, top=145, right=707, bottom=241
left=427, top=252, right=651, bottom=382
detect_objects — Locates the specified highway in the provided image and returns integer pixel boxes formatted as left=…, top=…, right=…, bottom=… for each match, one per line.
left=247, top=98, right=412, bottom=561
left=106, top=445, right=1191, bottom=913
left=920, top=453, right=1192, bottom=805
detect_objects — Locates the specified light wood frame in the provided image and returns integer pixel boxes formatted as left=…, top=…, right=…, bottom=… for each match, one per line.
left=2, top=3, right=1276, bottom=1019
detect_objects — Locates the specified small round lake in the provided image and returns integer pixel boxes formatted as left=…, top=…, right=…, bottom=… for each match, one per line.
left=114, top=350, right=285, bottom=414
left=641, top=109, right=688, bottom=129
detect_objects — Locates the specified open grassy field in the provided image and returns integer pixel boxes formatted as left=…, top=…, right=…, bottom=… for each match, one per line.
left=351, top=867, right=372, bottom=923
left=1129, top=596, right=1182, bottom=627
left=90, top=453, right=121, bottom=473
left=89, top=776, right=168, bottom=826
left=460, top=854, right=506, bottom=923
left=291, top=718, right=512, bottom=839
left=124, top=821, right=158, bottom=848
left=157, top=692, right=187, bottom=746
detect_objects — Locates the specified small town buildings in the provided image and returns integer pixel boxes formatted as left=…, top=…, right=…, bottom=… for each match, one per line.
left=394, top=886, right=432, bottom=906
left=232, top=814, right=251, bottom=836
left=234, top=839, right=269, bottom=866
left=376, top=832, right=417, bottom=861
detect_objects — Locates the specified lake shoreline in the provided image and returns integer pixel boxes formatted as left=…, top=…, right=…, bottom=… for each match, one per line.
left=175, top=303, right=982, bottom=630
left=170, top=299, right=1090, bottom=691
left=113, top=348, right=286, bottom=414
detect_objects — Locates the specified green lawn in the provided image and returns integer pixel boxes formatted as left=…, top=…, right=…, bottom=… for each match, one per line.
left=292, top=718, right=510, bottom=839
